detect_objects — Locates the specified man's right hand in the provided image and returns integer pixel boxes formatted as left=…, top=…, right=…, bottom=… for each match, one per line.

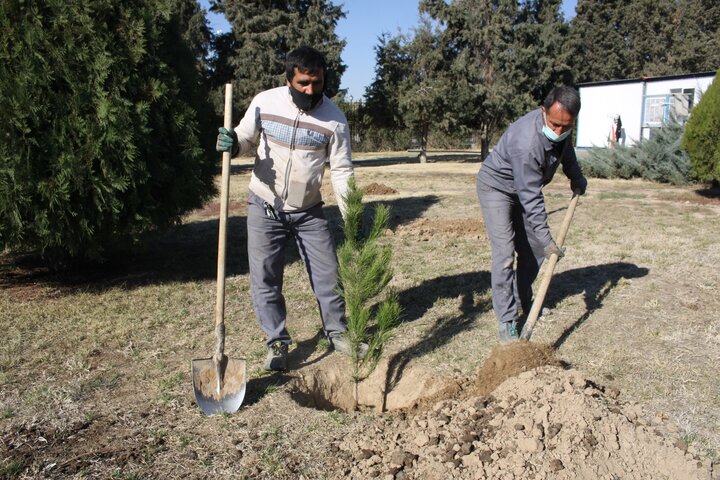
left=216, top=127, right=238, bottom=153
left=571, top=176, right=588, bottom=195
left=544, top=239, right=565, bottom=259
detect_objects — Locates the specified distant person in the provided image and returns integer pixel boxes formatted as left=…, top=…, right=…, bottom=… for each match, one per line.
left=609, top=114, right=622, bottom=148
left=215, top=46, right=365, bottom=371
left=476, top=86, right=588, bottom=344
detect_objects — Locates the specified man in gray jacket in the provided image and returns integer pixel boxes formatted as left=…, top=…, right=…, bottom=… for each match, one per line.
left=216, top=46, right=361, bottom=371
left=476, top=86, right=587, bottom=344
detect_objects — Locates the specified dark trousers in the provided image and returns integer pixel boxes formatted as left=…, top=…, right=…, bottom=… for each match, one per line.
left=477, top=183, right=546, bottom=325
left=246, top=192, right=346, bottom=346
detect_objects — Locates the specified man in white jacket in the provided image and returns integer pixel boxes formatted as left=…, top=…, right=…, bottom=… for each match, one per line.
left=216, top=46, right=360, bottom=371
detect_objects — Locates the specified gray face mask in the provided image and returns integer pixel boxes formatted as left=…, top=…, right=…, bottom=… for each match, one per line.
left=289, top=86, right=323, bottom=111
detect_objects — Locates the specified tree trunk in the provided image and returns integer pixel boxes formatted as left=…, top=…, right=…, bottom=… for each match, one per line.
left=480, top=123, right=491, bottom=161
left=481, top=137, right=490, bottom=161
left=418, top=123, right=429, bottom=163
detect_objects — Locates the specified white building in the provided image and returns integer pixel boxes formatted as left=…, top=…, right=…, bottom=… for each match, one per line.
left=575, top=71, right=716, bottom=149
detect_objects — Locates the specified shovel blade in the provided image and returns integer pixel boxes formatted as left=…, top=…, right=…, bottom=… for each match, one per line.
left=191, top=356, right=246, bottom=415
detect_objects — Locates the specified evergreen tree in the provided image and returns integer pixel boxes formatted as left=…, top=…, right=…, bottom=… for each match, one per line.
left=682, top=72, right=720, bottom=186
left=514, top=0, right=574, bottom=100
left=621, top=0, right=677, bottom=77
left=569, top=0, right=632, bottom=82
left=421, top=0, right=570, bottom=159
left=362, top=33, right=412, bottom=130
left=667, top=0, right=720, bottom=74
left=571, top=0, right=720, bottom=83
left=0, top=0, right=216, bottom=262
left=397, top=19, right=453, bottom=162
left=209, top=0, right=346, bottom=112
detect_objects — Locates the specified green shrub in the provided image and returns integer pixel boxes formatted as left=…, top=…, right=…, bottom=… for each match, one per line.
left=0, top=0, right=215, bottom=262
left=636, top=119, right=691, bottom=185
left=578, top=118, right=691, bottom=185
left=682, top=70, right=720, bottom=185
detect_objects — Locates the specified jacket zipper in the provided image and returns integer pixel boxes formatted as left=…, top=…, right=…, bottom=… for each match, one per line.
left=281, top=111, right=301, bottom=203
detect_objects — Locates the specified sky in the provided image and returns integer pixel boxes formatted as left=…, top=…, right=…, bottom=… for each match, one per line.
left=200, top=0, right=578, bottom=99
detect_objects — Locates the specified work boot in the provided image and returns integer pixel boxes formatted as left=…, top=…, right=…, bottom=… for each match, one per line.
left=497, top=322, right=519, bottom=345
left=329, top=334, right=369, bottom=360
left=264, top=341, right=288, bottom=371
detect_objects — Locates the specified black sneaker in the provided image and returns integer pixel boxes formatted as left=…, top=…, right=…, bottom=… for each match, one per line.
left=264, top=342, right=288, bottom=371
left=329, top=335, right=369, bottom=359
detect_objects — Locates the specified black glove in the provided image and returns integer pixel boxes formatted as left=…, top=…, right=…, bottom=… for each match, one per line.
left=571, top=176, right=587, bottom=195
left=216, top=127, right=238, bottom=155
left=544, top=239, right=565, bottom=260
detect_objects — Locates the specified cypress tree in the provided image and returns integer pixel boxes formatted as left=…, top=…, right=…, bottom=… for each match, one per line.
left=0, top=0, right=216, bottom=262
left=682, top=72, right=720, bottom=186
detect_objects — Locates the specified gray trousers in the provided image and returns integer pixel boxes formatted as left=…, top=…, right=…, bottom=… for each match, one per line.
left=477, top=183, right=546, bottom=326
left=246, top=192, right=346, bottom=346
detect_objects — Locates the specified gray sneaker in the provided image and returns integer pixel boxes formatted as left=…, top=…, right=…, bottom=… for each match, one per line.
left=264, top=342, right=288, bottom=371
left=497, top=322, right=519, bottom=345
left=329, top=335, right=369, bottom=359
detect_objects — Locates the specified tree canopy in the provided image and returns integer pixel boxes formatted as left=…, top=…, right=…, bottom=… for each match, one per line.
left=208, top=0, right=347, bottom=113
left=569, top=0, right=720, bottom=83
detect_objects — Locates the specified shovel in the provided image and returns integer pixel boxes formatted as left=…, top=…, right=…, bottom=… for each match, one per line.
left=520, top=190, right=581, bottom=341
left=192, top=83, right=246, bottom=415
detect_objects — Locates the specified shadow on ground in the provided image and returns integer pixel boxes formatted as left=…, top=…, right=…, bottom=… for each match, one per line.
left=1, top=192, right=444, bottom=297
left=539, top=262, right=650, bottom=348
left=385, top=271, right=492, bottom=392
left=384, top=261, right=649, bottom=390
left=241, top=331, right=334, bottom=408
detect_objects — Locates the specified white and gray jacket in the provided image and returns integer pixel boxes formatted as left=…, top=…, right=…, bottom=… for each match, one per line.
left=234, top=86, right=354, bottom=216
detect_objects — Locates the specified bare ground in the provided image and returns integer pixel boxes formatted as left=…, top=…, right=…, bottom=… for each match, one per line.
left=1, top=152, right=718, bottom=478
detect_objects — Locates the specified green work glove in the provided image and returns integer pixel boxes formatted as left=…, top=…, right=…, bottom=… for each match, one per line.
left=543, top=239, right=565, bottom=260
left=216, top=127, right=238, bottom=154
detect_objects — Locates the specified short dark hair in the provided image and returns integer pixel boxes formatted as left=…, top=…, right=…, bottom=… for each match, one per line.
left=285, top=46, right=327, bottom=82
left=543, top=86, right=581, bottom=117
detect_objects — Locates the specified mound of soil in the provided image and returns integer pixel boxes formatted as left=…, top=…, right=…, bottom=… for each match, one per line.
left=394, top=218, right=484, bottom=238
left=364, top=182, right=398, bottom=195
left=335, top=366, right=710, bottom=479
left=292, top=342, right=560, bottom=414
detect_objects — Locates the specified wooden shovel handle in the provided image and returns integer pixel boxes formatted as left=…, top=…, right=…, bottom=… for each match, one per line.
left=214, top=83, right=233, bottom=363
left=520, top=191, right=580, bottom=341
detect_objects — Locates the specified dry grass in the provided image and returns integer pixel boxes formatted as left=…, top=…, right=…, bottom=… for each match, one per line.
left=1, top=151, right=718, bottom=477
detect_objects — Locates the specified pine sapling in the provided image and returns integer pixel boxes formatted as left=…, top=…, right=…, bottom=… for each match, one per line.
left=337, top=177, right=401, bottom=409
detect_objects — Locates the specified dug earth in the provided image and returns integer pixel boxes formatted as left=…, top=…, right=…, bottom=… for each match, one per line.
left=333, top=365, right=710, bottom=479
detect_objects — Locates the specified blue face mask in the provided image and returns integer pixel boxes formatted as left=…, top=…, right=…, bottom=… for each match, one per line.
left=542, top=112, right=572, bottom=143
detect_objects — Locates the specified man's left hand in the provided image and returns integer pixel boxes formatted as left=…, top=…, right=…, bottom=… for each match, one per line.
left=571, top=176, right=587, bottom=195
left=216, top=127, right=238, bottom=154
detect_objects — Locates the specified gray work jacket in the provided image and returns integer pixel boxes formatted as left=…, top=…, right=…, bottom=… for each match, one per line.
left=477, top=108, right=584, bottom=247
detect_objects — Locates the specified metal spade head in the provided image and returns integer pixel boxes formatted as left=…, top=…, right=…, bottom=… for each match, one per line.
left=191, top=355, right=246, bottom=415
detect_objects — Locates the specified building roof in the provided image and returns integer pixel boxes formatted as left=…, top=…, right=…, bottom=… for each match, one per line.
left=578, top=71, right=716, bottom=88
